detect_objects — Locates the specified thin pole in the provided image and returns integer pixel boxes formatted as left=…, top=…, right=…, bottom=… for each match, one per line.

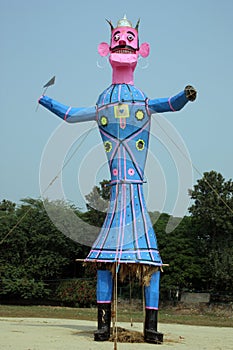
left=129, top=270, right=133, bottom=327
left=142, top=276, right=145, bottom=333
left=35, top=86, right=48, bottom=112
left=113, top=262, right=118, bottom=350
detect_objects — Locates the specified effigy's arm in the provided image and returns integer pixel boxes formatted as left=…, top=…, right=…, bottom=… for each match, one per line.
left=38, top=95, right=96, bottom=123
left=148, top=85, right=196, bottom=114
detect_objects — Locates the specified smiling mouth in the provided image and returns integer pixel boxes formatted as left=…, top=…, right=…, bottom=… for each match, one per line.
left=111, top=46, right=136, bottom=54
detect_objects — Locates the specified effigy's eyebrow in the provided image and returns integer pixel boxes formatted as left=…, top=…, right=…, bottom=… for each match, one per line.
left=113, top=30, right=120, bottom=35
left=127, top=31, right=135, bottom=37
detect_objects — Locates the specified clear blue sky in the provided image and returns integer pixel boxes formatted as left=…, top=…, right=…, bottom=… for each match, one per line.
left=1, top=0, right=233, bottom=216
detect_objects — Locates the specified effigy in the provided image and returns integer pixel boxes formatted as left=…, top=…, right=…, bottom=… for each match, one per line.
left=39, top=15, right=196, bottom=343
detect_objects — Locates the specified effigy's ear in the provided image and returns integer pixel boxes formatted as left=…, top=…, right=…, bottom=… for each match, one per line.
left=139, top=42, right=150, bottom=57
left=98, top=42, right=110, bottom=57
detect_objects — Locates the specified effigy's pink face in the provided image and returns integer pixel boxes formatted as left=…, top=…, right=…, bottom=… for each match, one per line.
left=110, top=27, right=138, bottom=53
left=98, top=26, right=150, bottom=69
left=110, top=27, right=138, bottom=66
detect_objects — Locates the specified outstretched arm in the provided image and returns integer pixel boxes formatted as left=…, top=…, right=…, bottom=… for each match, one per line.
left=148, top=86, right=197, bottom=114
left=38, top=95, right=96, bottom=123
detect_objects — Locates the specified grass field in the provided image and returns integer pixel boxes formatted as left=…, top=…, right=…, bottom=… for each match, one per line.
left=0, top=304, right=232, bottom=328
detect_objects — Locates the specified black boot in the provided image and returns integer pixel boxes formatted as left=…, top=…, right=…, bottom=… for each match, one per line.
left=94, top=303, right=111, bottom=341
left=144, top=309, right=163, bottom=344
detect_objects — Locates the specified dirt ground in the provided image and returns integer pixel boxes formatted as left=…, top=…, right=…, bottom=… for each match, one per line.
left=0, top=317, right=232, bottom=350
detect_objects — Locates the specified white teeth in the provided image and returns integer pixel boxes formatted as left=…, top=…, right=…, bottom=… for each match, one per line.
left=115, top=49, right=133, bottom=54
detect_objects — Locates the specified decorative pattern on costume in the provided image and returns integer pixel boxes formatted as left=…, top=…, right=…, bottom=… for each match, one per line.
left=128, top=168, right=135, bottom=176
left=100, top=115, right=108, bottom=126
left=112, top=168, right=118, bottom=176
left=135, top=109, right=145, bottom=120
left=96, top=84, right=147, bottom=106
left=87, top=183, right=162, bottom=266
left=104, top=141, right=112, bottom=152
left=136, top=139, right=145, bottom=151
left=114, top=104, right=129, bottom=118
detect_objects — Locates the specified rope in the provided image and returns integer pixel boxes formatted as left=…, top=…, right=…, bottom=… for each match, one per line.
left=0, top=208, right=32, bottom=245
left=41, top=122, right=96, bottom=195
left=0, top=122, right=96, bottom=245
left=152, top=114, right=233, bottom=215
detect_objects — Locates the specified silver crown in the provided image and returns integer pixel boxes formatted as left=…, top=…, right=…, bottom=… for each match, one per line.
left=106, top=15, right=140, bottom=31
left=117, top=15, right=132, bottom=28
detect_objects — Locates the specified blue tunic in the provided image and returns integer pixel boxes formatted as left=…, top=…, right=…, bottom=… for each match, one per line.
left=39, top=84, right=189, bottom=267
left=86, top=84, right=162, bottom=266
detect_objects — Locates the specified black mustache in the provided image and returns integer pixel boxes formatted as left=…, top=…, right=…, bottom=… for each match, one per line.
left=110, top=45, right=138, bottom=53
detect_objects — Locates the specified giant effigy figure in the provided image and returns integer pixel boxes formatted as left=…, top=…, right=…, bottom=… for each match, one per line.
left=39, top=16, right=196, bottom=343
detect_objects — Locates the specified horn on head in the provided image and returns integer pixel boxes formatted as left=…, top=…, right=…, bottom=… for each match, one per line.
left=106, top=19, right=114, bottom=31
left=135, top=18, right=140, bottom=31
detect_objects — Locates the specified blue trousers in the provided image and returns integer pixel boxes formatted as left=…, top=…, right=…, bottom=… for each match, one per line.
left=97, top=269, right=160, bottom=309
left=144, top=270, right=160, bottom=309
left=96, top=270, right=113, bottom=303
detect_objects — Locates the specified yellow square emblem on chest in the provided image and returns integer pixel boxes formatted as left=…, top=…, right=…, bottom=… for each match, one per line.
left=114, top=104, right=129, bottom=118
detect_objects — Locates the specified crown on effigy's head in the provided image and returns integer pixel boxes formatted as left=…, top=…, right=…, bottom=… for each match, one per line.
left=117, top=15, right=133, bottom=28
left=106, top=15, right=140, bottom=31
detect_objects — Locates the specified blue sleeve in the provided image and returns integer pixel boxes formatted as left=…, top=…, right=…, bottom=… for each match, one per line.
left=38, top=95, right=96, bottom=123
left=148, top=90, right=188, bottom=114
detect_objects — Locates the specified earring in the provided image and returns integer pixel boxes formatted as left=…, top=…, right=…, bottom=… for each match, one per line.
left=138, top=56, right=149, bottom=69
left=96, top=55, right=108, bottom=69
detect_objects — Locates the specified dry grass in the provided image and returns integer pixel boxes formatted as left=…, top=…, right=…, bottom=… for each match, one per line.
left=109, top=327, right=144, bottom=343
left=0, top=303, right=232, bottom=328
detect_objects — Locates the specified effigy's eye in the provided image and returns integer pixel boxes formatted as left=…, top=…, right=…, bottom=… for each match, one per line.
left=127, top=34, right=134, bottom=41
left=114, top=34, right=120, bottom=42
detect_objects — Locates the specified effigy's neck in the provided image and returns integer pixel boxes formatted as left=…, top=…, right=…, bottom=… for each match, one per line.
left=112, top=66, right=135, bottom=85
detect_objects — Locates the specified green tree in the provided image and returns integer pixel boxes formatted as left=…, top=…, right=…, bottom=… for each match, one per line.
left=189, top=171, right=233, bottom=292
left=153, top=214, right=201, bottom=297
left=0, top=199, right=16, bottom=214
left=82, top=179, right=110, bottom=227
left=0, top=198, right=86, bottom=300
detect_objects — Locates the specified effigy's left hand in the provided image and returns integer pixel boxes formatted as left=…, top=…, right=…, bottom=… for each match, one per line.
left=185, top=85, right=197, bottom=101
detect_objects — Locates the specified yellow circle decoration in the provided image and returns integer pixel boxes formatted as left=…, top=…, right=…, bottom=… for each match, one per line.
left=104, top=141, right=112, bottom=153
left=135, top=109, right=145, bottom=121
left=136, top=139, right=145, bottom=151
left=100, top=115, right=108, bottom=126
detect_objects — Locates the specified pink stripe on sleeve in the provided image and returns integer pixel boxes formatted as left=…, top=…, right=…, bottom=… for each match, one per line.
left=38, top=95, right=43, bottom=103
left=64, top=107, right=71, bottom=120
left=168, top=97, right=176, bottom=112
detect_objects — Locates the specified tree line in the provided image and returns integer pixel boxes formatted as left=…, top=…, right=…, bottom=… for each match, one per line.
left=0, top=170, right=232, bottom=304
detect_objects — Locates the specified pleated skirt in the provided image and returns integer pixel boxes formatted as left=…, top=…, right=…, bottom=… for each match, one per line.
left=85, top=183, right=162, bottom=267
